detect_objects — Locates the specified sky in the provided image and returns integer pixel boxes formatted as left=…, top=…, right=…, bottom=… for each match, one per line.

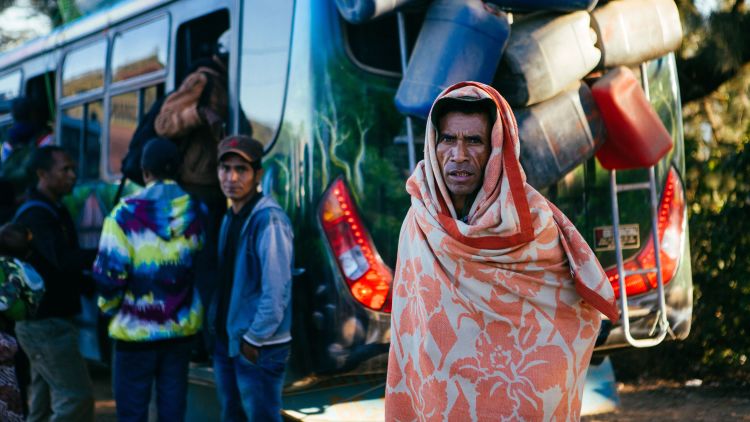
left=694, top=0, right=721, bottom=16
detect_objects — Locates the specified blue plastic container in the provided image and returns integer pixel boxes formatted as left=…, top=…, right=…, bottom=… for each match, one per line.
left=516, top=82, right=606, bottom=189
left=395, top=0, right=510, bottom=119
left=485, top=0, right=597, bottom=13
left=334, top=0, right=421, bottom=24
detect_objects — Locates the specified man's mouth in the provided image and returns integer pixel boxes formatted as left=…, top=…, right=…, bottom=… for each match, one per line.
left=448, top=170, right=474, bottom=183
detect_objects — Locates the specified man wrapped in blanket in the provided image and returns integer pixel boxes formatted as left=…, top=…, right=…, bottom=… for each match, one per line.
left=385, top=82, right=619, bottom=421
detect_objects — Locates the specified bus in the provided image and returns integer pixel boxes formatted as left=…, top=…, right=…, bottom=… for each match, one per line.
left=0, top=0, right=692, bottom=418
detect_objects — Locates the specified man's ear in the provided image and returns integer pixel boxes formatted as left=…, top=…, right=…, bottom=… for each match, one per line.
left=35, top=168, right=46, bottom=183
left=255, top=168, right=264, bottom=192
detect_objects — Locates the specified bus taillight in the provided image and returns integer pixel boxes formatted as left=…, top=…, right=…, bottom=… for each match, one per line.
left=605, top=168, right=686, bottom=298
left=320, top=177, right=393, bottom=312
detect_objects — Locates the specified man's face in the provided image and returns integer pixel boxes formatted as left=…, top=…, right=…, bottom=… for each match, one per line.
left=39, top=151, right=77, bottom=197
left=218, top=154, right=262, bottom=204
left=436, top=111, right=491, bottom=210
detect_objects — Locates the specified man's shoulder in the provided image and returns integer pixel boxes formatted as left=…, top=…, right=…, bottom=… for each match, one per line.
left=249, top=197, right=290, bottom=228
left=15, top=198, right=59, bottom=226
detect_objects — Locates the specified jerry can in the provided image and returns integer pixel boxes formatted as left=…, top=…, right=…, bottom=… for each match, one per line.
left=516, top=82, right=605, bottom=188
left=485, top=0, right=597, bottom=13
left=592, top=66, right=673, bottom=170
left=395, top=0, right=510, bottom=119
left=334, top=0, right=421, bottom=24
left=591, top=0, right=683, bottom=68
left=493, top=11, right=599, bottom=107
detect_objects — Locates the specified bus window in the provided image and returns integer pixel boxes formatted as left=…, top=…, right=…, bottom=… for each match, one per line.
left=175, top=10, right=229, bottom=85
left=238, top=0, right=293, bottom=147
left=343, top=11, right=424, bottom=76
left=84, top=102, right=102, bottom=180
left=111, top=17, right=169, bottom=83
left=61, top=101, right=102, bottom=180
left=25, top=72, right=56, bottom=127
left=108, top=84, right=163, bottom=175
left=0, top=71, right=22, bottom=115
left=109, top=92, right=137, bottom=175
left=62, top=40, right=107, bottom=97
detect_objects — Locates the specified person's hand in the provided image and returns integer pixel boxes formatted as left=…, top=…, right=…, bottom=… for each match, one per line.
left=241, top=339, right=259, bottom=364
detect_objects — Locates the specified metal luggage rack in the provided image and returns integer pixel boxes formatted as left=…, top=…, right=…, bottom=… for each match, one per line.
left=607, top=63, right=670, bottom=348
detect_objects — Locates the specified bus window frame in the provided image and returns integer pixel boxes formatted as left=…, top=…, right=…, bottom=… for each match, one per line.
left=60, top=38, right=108, bottom=100
left=105, top=12, right=170, bottom=181
left=109, top=14, right=171, bottom=89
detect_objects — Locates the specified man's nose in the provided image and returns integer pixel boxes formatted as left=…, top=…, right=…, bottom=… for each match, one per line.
left=451, top=140, right=469, bottom=162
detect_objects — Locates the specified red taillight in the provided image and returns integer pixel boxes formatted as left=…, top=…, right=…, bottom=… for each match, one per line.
left=319, top=177, right=393, bottom=312
left=605, top=168, right=686, bottom=298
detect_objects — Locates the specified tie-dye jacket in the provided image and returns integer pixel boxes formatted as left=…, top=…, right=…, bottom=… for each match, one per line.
left=93, top=180, right=207, bottom=342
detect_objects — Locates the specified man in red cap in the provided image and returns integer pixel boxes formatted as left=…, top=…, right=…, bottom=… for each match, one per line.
left=210, top=135, right=293, bottom=421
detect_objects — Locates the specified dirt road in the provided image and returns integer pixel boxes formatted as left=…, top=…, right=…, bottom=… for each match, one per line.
left=92, top=365, right=750, bottom=421
left=582, top=381, right=750, bottom=421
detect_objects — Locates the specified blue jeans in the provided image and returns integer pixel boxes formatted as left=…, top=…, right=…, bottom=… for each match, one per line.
left=113, top=338, right=193, bottom=422
left=14, top=318, right=94, bottom=422
left=213, top=340, right=289, bottom=422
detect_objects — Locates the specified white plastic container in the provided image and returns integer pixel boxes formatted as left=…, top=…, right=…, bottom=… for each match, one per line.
left=494, top=11, right=600, bottom=107
left=591, top=0, right=683, bottom=68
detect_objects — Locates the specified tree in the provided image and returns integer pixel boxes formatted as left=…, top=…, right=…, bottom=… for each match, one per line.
left=677, top=0, right=750, bottom=103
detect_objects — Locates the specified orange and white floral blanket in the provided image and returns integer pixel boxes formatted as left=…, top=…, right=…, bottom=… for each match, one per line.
left=385, top=82, right=619, bottom=421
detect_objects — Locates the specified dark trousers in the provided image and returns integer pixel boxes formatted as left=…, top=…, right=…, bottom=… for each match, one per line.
left=15, top=318, right=94, bottom=422
left=113, top=338, right=193, bottom=422
left=213, top=340, right=289, bottom=422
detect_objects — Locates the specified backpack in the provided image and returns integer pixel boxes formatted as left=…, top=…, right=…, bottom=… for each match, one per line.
left=120, top=65, right=227, bottom=188
left=155, top=66, right=227, bottom=188
left=0, top=256, right=45, bottom=321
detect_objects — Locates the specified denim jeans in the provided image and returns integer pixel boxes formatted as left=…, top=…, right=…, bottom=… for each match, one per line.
left=15, top=318, right=94, bottom=422
left=213, top=340, right=289, bottom=422
left=113, top=338, right=193, bottom=422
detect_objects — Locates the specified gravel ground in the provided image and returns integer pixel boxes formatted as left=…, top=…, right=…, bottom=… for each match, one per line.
left=582, top=380, right=750, bottom=422
left=91, top=365, right=750, bottom=421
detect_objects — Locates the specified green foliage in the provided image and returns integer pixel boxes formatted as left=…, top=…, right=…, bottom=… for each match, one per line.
left=681, top=69, right=750, bottom=378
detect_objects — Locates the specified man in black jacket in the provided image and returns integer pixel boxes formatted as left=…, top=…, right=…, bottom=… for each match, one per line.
left=14, top=146, right=95, bottom=422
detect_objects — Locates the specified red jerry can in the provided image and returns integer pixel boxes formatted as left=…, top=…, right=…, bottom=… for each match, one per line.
left=591, top=66, right=673, bottom=170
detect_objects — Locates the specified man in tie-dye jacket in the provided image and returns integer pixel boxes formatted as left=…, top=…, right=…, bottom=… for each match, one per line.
left=93, top=137, right=207, bottom=422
